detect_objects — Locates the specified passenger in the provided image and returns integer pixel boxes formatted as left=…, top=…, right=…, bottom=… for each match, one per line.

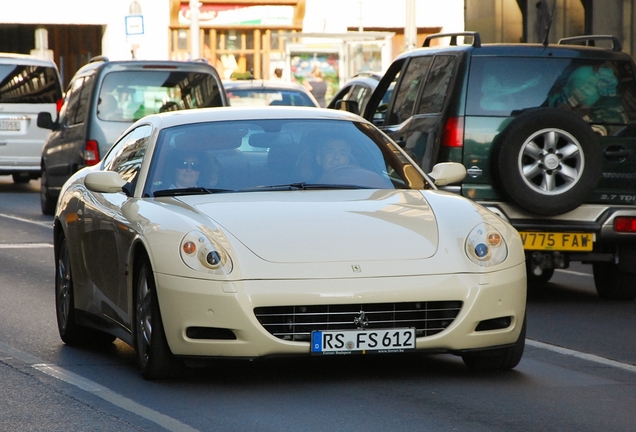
left=169, top=152, right=220, bottom=189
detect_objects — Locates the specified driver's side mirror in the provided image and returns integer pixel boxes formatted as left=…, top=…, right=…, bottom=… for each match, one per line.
left=334, top=99, right=360, bottom=115
left=428, top=162, right=466, bottom=186
left=37, top=112, right=58, bottom=130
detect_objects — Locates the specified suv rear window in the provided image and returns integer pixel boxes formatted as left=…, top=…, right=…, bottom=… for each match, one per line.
left=97, top=70, right=224, bottom=122
left=466, top=57, right=636, bottom=124
left=0, top=64, right=62, bottom=104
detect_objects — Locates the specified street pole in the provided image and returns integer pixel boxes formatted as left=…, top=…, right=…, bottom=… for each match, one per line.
left=190, top=0, right=200, bottom=60
left=405, top=0, right=417, bottom=51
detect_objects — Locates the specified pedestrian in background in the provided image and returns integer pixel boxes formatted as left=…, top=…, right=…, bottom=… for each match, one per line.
left=304, top=66, right=327, bottom=107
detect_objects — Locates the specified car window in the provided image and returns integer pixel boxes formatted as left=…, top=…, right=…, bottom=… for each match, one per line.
left=144, top=119, right=428, bottom=196
left=417, top=55, right=455, bottom=114
left=466, top=57, right=636, bottom=123
left=226, top=88, right=316, bottom=107
left=348, top=85, right=370, bottom=109
left=387, top=56, right=433, bottom=125
left=59, top=77, right=86, bottom=126
left=103, top=124, right=152, bottom=183
left=0, top=63, right=62, bottom=103
left=98, top=70, right=224, bottom=122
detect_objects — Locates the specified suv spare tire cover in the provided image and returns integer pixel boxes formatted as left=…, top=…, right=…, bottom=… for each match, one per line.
left=492, top=108, right=602, bottom=216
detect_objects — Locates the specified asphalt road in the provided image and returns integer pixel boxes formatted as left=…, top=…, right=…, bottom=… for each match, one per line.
left=1, top=176, right=635, bottom=432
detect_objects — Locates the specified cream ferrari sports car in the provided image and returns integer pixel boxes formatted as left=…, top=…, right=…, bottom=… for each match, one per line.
left=53, top=106, right=526, bottom=379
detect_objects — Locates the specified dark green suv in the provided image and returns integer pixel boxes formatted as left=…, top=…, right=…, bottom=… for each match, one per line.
left=358, top=32, right=636, bottom=300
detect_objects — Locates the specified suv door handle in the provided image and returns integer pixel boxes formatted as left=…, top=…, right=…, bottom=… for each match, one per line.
left=604, top=148, right=630, bottom=161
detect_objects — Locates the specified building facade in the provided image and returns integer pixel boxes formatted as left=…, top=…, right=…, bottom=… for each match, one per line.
left=0, top=0, right=463, bottom=88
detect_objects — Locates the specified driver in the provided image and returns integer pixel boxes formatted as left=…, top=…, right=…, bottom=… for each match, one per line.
left=315, top=138, right=354, bottom=174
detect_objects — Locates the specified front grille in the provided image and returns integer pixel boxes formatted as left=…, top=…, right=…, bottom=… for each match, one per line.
left=254, top=301, right=462, bottom=342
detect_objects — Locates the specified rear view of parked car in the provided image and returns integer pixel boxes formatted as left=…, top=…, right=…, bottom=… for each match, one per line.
left=0, top=53, right=62, bottom=183
left=37, top=57, right=227, bottom=214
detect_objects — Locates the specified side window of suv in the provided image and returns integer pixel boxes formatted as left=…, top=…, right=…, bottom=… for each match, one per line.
left=387, top=56, right=433, bottom=125
left=417, top=55, right=456, bottom=114
left=58, top=77, right=84, bottom=126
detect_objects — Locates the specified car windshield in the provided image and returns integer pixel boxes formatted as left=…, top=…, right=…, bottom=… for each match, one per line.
left=97, top=70, right=224, bottom=122
left=226, top=88, right=316, bottom=107
left=144, top=118, right=428, bottom=196
left=467, top=57, right=636, bottom=124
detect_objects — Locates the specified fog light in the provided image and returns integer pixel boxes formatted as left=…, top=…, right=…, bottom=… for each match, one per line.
left=614, top=217, right=636, bottom=233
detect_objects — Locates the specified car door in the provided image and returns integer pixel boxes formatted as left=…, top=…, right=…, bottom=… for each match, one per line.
left=43, top=73, right=95, bottom=190
left=364, top=54, right=458, bottom=173
left=79, top=124, right=152, bottom=326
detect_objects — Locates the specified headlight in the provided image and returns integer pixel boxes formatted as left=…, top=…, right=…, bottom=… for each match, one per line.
left=180, top=228, right=233, bottom=275
left=465, top=223, right=508, bottom=267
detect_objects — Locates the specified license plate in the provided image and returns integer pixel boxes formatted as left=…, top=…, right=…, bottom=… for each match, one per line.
left=0, top=120, right=22, bottom=132
left=519, top=231, right=594, bottom=251
left=311, top=328, right=416, bottom=355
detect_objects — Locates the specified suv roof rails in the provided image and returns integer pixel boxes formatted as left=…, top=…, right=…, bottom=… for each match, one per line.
left=558, top=35, right=622, bottom=52
left=88, top=55, right=109, bottom=63
left=423, top=32, right=481, bottom=48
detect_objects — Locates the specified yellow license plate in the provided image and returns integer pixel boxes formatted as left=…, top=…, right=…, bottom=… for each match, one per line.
left=519, top=232, right=594, bottom=251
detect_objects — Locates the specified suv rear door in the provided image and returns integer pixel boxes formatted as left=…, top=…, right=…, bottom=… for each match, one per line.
left=364, top=53, right=460, bottom=173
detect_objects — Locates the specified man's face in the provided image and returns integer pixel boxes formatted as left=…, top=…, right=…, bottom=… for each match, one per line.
left=317, top=139, right=351, bottom=172
left=175, top=156, right=200, bottom=188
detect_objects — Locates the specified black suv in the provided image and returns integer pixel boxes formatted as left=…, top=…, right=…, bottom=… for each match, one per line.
left=37, top=57, right=227, bottom=214
left=352, top=32, right=636, bottom=300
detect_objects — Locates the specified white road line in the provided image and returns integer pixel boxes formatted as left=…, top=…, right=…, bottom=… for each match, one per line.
left=527, top=339, right=636, bottom=373
left=0, top=212, right=53, bottom=228
left=0, top=341, right=199, bottom=432
left=33, top=365, right=200, bottom=432
left=0, top=243, right=54, bottom=249
left=555, top=269, right=593, bottom=277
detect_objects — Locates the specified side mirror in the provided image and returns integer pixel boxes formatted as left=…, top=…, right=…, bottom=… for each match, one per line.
left=37, top=112, right=57, bottom=130
left=334, top=99, right=359, bottom=115
left=428, top=162, right=466, bottom=186
left=84, top=171, right=127, bottom=193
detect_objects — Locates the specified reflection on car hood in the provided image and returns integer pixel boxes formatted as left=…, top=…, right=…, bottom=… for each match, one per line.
left=192, top=190, right=438, bottom=263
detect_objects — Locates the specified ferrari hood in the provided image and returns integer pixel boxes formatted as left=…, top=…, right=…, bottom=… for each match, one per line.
left=192, top=190, right=438, bottom=263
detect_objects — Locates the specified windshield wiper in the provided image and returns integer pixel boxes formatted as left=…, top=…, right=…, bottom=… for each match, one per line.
left=153, top=187, right=234, bottom=197
left=240, top=182, right=365, bottom=192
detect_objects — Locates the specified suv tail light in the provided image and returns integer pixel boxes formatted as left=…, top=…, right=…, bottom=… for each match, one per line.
left=84, top=140, right=100, bottom=166
left=442, top=117, right=464, bottom=148
left=614, top=217, right=636, bottom=233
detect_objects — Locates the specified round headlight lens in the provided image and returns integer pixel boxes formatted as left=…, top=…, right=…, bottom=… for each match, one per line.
left=465, top=223, right=508, bottom=267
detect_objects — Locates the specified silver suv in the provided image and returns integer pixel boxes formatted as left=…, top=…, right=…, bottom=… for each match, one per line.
left=37, top=56, right=227, bottom=214
left=0, top=53, right=62, bottom=183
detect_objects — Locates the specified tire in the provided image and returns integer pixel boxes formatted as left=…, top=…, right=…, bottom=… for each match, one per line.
left=593, top=262, right=636, bottom=300
left=462, top=316, right=526, bottom=371
left=40, top=170, right=56, bottom=216
left=134, top=257, right=175, bottom=380
left=56, top=237, right=115, bottom=345
left=492, top=108, right=602, bottom=216
left=12, top=172, right=30, bottom=184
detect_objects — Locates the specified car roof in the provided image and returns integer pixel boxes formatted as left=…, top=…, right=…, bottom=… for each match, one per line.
left=74, top=57, right=220, bottom=75
left=397, top=42, right=634, bottom=61
left=0, top=52, right=58, bottom=67
left=222, top=79, right=309, bottom=91
left=146, top=106, right=366, bottom=128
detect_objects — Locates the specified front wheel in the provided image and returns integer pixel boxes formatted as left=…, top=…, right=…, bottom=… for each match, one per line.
left=461, top=317, right=526, bottom=371
left=40, top=169, right=56, bottom=215
left=134, top=257, right=175, bottom=380
left=593, top=262, right=636, bottom=300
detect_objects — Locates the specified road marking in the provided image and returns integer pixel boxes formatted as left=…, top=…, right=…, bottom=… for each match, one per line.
left=0, top=212, right=53, bottom=228
left=555, top=269, right=593, bottom=277
left=0, top=341, right=200, bottom=432
left=0, top=243, right=54, bottom=249
left=527, top=339, right=636, bottom=373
